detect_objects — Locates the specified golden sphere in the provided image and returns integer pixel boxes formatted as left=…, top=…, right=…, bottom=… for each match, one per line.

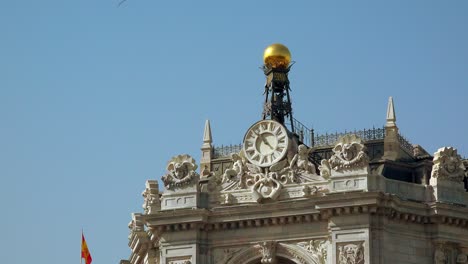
left=263, top=43, right=291, bottom=68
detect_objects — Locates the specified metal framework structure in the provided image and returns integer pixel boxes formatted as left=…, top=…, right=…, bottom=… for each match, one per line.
left=261, top=65, right=295, bottom=132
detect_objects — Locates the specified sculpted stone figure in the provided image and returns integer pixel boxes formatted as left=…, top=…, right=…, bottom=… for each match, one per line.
left=161, top=154, right=199, bottom=189
left=222, top=153, right=245, bottom=187
left=290, top=144, right=325, bottom=181
left=318, top=159, right=331, bottom=179
left=329, top=135, right=369, bottom=171
left=290, top=145, right=317, bottom=174
left=431, top=147, right=466, bottom=182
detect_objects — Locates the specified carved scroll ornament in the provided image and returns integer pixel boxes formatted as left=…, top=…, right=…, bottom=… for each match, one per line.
left=220, top=145, right=329, bottom=202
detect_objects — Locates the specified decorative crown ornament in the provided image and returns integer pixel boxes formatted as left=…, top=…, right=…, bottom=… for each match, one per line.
left=431, top=147, right=465, bottom=182
left=329, top=134, right=369, bottom=171
left=162, top=154, right=199, bottom=189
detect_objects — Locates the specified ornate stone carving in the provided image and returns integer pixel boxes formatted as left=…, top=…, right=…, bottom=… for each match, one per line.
left=431, top=147, right=466, bottom=182
left=246, top=162, right=288, bottom=202
left=329, top=135, right=369, bottom=171
left=221, top=193, right=234, bottom=205
left=219, top=147, right=329, bottom=203
left=290, top=145, right=316, bottom=174
left=128, top=214, right=144, bottom=232
left=222, top=153, right=246, bottom=189
left=337, top=242, right=364, bottom=264
left=297, top=239, right=328, bottom=264
left=290, top=145, right=326, bottom=182
left=457, top=253, right=467, bottom=263
left=226, top=242, right=320, bottom=264
left=319, top=159, right=331, bottom=179
left=127, top=213, right=145, bottom=240
left=142, top=180, right=160, bottom=214
left=162, top=154, right=199, bottom=189
left=434, top=244, right=447, bottom=264
left=256, top=241, right=277, bottom=264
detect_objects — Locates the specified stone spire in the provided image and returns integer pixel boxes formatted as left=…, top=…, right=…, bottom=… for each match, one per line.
left=202, top=120, right=212, bottom=149
left=386, top=96, right=396, bottom=127
left=382, top=96, right=400, bottom=161
left=200, top=120, right=213, bottom=175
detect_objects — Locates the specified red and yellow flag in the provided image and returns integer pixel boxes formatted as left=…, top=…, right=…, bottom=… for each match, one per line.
left=81, top=233, right=92, bottom=264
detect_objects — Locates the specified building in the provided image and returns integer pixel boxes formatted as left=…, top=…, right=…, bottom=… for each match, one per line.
left=120, top=44, right=468, bottom=264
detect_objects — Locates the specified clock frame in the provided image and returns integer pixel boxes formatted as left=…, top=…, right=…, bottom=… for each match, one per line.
left=243, top=120, right=289, bottom=167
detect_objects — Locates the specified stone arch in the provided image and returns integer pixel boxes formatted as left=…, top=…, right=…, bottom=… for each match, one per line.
left=226, top=242, right=320, bottom=264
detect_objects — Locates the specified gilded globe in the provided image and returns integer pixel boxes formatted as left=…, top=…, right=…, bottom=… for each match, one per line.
left=263, top=43, right=291, bottom=68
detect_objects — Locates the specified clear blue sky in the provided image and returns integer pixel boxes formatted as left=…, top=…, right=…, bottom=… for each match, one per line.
left=1, top=1, right=467, bottom=263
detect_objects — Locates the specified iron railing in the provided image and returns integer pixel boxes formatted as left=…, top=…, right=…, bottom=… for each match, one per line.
left=285, top=117, right=314, bottom=147
left=213, top=144, right=242, bottom=159
left=212, top=123, right=415, bottom=158
left=313, top=127, right=385, bottom=147
left=397, top=133, right=414, bottom=155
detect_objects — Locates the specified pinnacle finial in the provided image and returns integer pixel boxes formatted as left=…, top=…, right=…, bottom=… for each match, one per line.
left=263, top=43, right=291, bottom=69
left=386, top=96, right=396, bottom=126
left=202, top=120, right=212, bottom=148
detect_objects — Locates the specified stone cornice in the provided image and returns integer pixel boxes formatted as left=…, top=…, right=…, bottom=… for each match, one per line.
left=128, top=230, right=151, bottom=257
left=141, top=191, right=468, bottom=235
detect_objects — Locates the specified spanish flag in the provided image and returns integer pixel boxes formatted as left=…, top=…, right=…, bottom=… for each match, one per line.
left=81, top=232, right=92, bottom=264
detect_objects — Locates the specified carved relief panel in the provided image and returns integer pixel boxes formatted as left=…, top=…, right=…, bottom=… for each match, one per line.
left=337, top=242, right=364, bottom=264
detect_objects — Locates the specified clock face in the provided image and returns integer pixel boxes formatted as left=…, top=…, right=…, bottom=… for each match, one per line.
left=243, top=120, right=289, bottom=167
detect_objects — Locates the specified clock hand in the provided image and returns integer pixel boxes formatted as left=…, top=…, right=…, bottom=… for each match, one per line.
left=261, top=135, right=274, bottom=150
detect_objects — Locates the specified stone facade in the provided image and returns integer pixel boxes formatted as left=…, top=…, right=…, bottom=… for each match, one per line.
left=120, top=110, right=468, bottom=264
left=120, top=67, right=467, bottom=264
